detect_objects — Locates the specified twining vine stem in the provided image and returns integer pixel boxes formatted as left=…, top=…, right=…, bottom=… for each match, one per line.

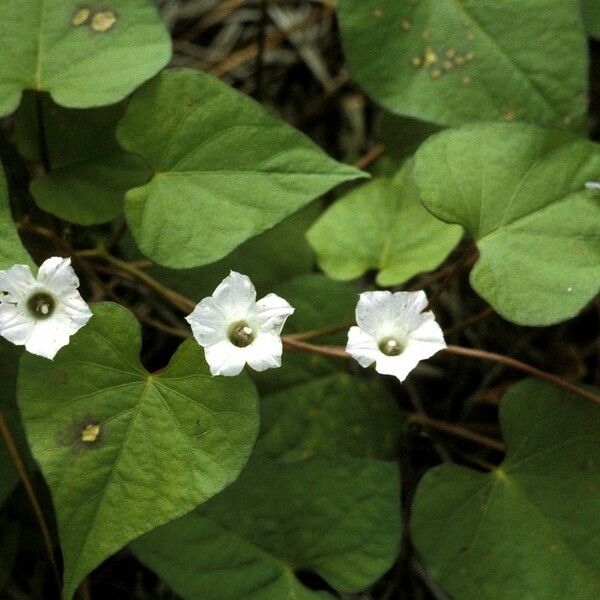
left=0, top=410, right=63, bottom=599
left=74, top=248, right=600, bottom=408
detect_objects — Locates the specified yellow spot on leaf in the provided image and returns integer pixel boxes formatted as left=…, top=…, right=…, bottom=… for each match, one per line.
left=503, top=107, right=516, bottom=121
left=372, top=8, right=384, bottom=18
left=421, top=28, right=431, bottom=40
left=401, top=18, right=411, bottom=31
left=454, top=55, right=465, bottom=65
left=411, top=56, right=423, bottom=67
left=443, top=60, right=454, bottom=71
left=72, top=7, right=90, bottom=26
left=465, top=51, right=475, bottom=62
left=461, top=74, right=471, bottom=85
left=446, top=48, right=456, bottom=59
left=91, top=9, right=117, bottom=32
left=81, top=424, right=100, bottom=443
left=424, top=46, right=438, bottom=66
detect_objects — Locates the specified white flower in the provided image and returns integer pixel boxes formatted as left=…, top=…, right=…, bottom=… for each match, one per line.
left=186, top=271, right=295, bottom=376
left=346, top=290, right=446, bottom=382
left=0, top=257, right=92, bottom=360
left=585, top=181, right=600, bottom=190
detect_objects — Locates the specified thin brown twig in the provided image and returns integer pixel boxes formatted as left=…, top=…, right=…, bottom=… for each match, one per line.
left=0, top=409, right=62, bottom=598
left=353, top=143, right=385, bottom=170
left=443, top=306, right=495, bottom=336
left=180, top=0, right=247, bottom=40
left=135, top=312, right=190, bottom=339
left=209, top=6, right=333, bottom=77
left=286, top=323, right=352, bottom=341
left=282, top=337, right=349, bottom=359
left=445, top=345, right=600, bottom=406
left=98, top=254, right=196, bottom=314
left=410, top=413, right=504, bottom=452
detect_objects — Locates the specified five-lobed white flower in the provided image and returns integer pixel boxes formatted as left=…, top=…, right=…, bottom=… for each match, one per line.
left=0, top=257, right=92, bottom=360
left=186, top=271, right=295, bottom=376
left=346, top=290, right=446, bottom=382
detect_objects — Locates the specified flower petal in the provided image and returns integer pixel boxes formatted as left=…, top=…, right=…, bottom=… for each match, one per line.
left=374, top=352, right=421, bottom=382
left=0, top=264, right=36, bottom=302
left=407, top=317, right=447, bottom=358
left=186, top=297, right=229, bottom=346
left=389, top=291, right=429, bottom=332
left=212, top=271, right=256, bottom=320
left=37, top=257, right=79, bottom=296
left=346, top=325, right=379, bottom=368
left=204, top=340, right=247, bottom=376
left=24, top=315, right=73, bottom=360
left=0, top=303, right=34, bottom=346
left=58, top=290, right=93, bottom=333
left=355, top=291, right=395, bottom=336
left=254, top=293, right=294, bottom=335
left=245, top=333, right=282, bottom=372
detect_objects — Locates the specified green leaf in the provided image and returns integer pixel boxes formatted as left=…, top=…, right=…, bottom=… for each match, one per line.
left=16, top=94, right=150, bottom=225
left=134, top=456, right=400, bottom=600
left=0, top=163, right=34, bottom=271
left=17, top=302, right=259, bottom=599
left=338, top=0, right=587, bottom=129
left=258, top=372, right=404, bottom=462
left=583, top=0, right=600, bottom=38
left=307, top=170, right=462, bottom=286
left=126, top=203, right=319, bottom=303
left=411, top=379, right=600, bottom=600
left=116, top=69, right=365, bottom=268
left=413, top=122, right=600, bottom=325
left=134, top=302, right=402, bottom=600
left=0, top=0, right=171, bottom=116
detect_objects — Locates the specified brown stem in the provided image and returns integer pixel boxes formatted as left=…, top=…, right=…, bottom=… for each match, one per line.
left=0, top=410, right=62, bottom=598
left=282, top=337, right=350, bottom=359
left=353, top=144, right=385, bottom=170
left=410, top=413, right=504, bottom=452
left=209, top=6, right=333, bottom=77
left=286, top=323, right=352, bottom=341
left=443, top=306, right=495, bottom=336
left=444, top=345, right=600, bottom=406
left=99, top=254, right=196, bottom=314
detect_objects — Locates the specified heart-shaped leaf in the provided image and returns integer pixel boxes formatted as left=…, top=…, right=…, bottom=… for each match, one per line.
left=413, top=122, right=600, bottom=325
left=133, top=284, right=403, bottom=599
left=307, top=169, right=462, bottom=285
left=338, top=0, right=587, bottom=129
left=134, top=456, right=400, bottom=600
left=411, top=379, right=600, bottom=600
left=18, top=303, right=259, bottom=599
left=116, top=69, right=365, bottom=268
left=0, top=164, right=34, bottom=271
left=0, top=0, right=171, bottom=116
